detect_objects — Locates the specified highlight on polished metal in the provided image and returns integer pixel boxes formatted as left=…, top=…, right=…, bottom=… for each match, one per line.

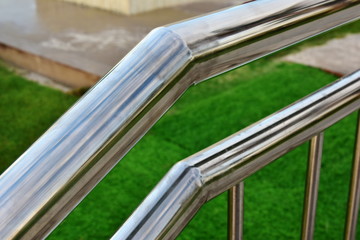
left=113, top=70, right=360, bottom=240
left=228, top=182, right=244, bottom=240
left=345, top=112, right=360, bottom=240
left=0, top=0, right=359, bottom=239
left=302, top=133, right=324, bottom=240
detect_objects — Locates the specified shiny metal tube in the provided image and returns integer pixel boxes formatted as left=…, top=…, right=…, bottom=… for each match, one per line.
left=344, top=111, right=360, bottom=240
left=301, top=133, right=324, bottom=240
left=0, top=0, right=359, bottom=239
left=228, top=182, right=244, bottom=240
left=113, top=70, right=360, bottom=239
left=170, top=0, right=360, bottom=84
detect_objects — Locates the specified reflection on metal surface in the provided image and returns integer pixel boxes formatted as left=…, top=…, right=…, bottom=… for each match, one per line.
left=113, top=70, right=360, bottom=239
left=228, top=182, right=244, bottom=240
left=301, top=133, right=323, bottom=240
left=345, top=111, right=360, bottom=240
left=0, top=0, right=359, bottom=239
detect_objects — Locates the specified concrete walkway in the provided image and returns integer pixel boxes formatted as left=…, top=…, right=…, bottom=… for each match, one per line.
left=1, top=0, right=358, bottom=89
left=0, top=0, right=243, bottom=88
left=284, top=34, right=360, bottom=76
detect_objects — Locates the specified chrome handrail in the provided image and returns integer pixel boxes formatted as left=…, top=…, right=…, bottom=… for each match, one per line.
left=0, top=0, right=359, bottom=239
left=113, top=69, right=360, bottom=239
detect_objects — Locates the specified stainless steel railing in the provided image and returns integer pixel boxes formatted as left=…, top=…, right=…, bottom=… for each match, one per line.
left=113, top=70, right=360, bottom=240
left=0, top=0, right=359, bottom=239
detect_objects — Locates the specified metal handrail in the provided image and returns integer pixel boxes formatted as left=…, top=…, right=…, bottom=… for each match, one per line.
left=114, top=69, right=360, bottom=239
left=0, top=0, right=359, bottom=239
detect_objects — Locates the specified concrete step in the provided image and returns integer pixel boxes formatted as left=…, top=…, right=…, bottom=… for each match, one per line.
left=284, top=34, right=360, bottom=76
left=0, top=0, right=243, bottom=89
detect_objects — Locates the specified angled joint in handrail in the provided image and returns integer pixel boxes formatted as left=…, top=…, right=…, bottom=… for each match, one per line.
left=0, top=0, right=359, bottom=239
left=114, top=70, right=360, bottom=240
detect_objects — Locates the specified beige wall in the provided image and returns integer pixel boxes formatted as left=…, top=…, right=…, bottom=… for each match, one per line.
left=65, top=0, right=206, bottom=15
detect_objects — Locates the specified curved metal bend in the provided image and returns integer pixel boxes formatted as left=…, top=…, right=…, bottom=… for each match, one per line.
left=0, top=0, right=359, bottom=239
left=113, top=70, right=360, bottom=240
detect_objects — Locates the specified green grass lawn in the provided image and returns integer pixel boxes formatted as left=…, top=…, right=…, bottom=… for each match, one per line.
left=1, top=20, right=360, bottom=239
left=0, top=64, right=78, bottom=174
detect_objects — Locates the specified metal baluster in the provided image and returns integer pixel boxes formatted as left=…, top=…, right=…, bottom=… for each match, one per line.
left=228, top=182, right=244, bottom=240
left=345, top=111, right=360, bottom=240
left=301, top=133, right=324, bottom=240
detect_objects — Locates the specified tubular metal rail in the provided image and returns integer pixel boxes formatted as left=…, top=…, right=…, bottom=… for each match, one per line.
left=115, top=70, right=360, bottom=239
left=0, top=0, right=360, bottom=239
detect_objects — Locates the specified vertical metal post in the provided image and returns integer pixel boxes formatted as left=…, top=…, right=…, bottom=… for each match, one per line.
left=228, top=182, right=244, bottom=240
left=301, top=132, right=324, bottom=240
left=345, top=111, right=360, bottom=240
